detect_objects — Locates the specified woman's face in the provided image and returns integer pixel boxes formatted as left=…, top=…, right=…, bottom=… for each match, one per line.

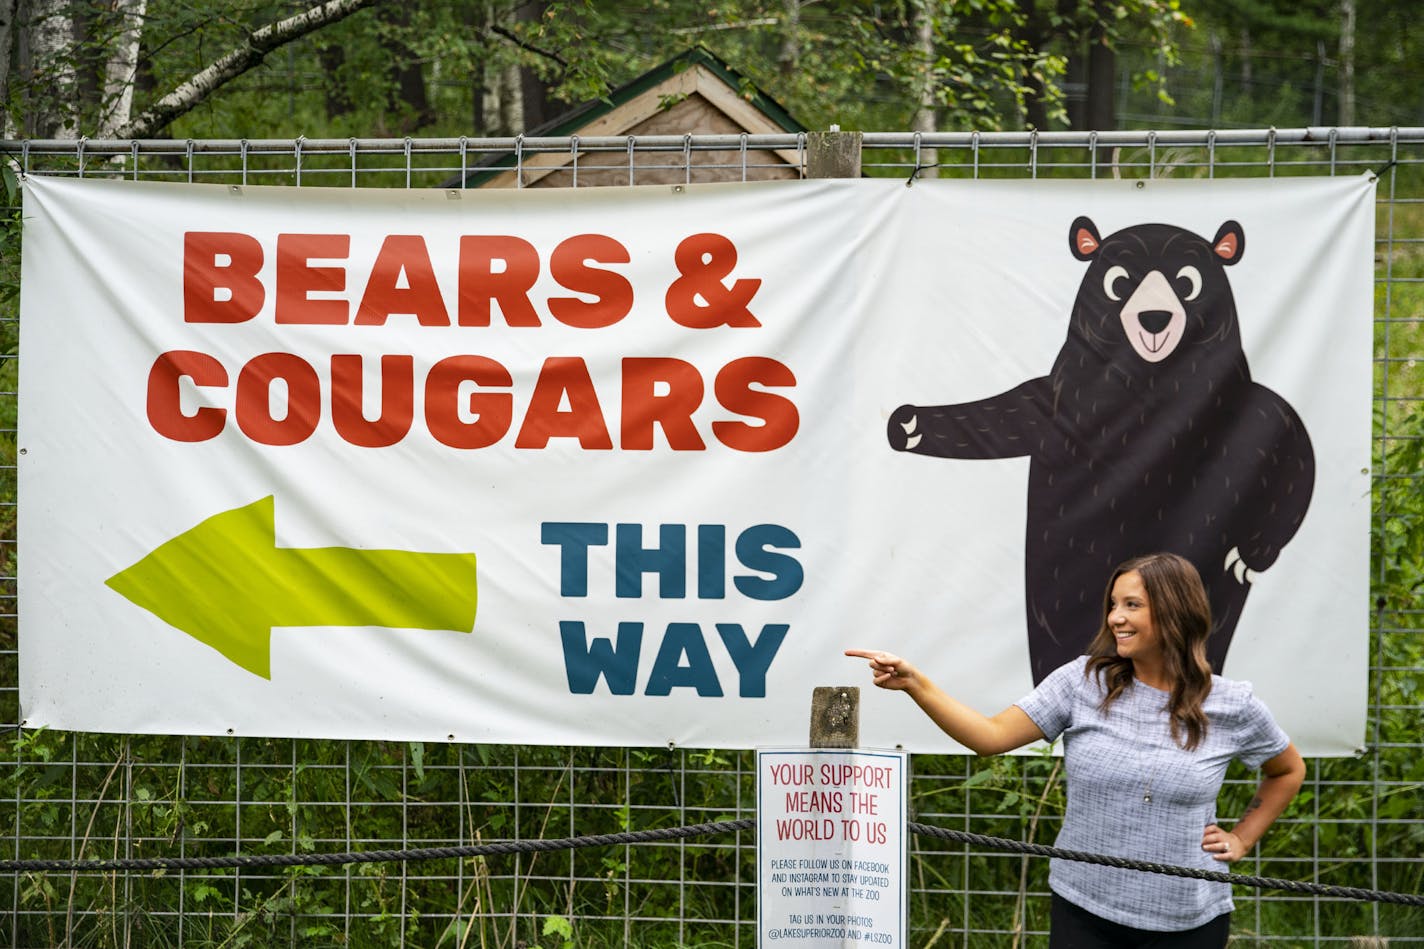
left=1107, top=570, right=1163, bottom=664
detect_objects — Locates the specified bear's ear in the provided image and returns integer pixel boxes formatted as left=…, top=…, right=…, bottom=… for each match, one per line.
left=1069, top=216, right=1101, bottom=261
left=1212, top=221, right=1245, bottom=265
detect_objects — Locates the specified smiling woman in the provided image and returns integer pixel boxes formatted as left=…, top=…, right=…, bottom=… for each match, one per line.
left=1091, top=554, right=1216, bottom=746
left=846, top=551, right=1307, bottom=948
left=1105, top=569, right=1162, bottom=667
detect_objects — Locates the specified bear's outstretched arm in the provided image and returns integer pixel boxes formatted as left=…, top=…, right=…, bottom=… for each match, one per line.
left=887, top=377, right=1054, bottom=460
left=1226, top=386, right=1317, bottom=574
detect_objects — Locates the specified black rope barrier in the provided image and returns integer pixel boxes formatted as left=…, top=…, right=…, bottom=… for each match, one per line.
left=0, top=819, right=756, bottom=874
left=907, top=823, right=1424, bottom=908
left=2, top=818, right=1421, bottom=908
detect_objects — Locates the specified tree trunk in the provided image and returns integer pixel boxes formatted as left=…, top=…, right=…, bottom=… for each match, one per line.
left=1017, top=5, right=1052, bottom=131
left=1058, top=0, right=1087, bottom=130
left=911, top=0, right=937, bottom=176
left=498, top=59, right=523, bottom=134
left=97, top=0, right=146, bottom=138
left=478, top=3, right=524, bottom=136
left=1084, top=1, right=1116, bottom=131
left=779, top=0, right=800, bottom=78
left=1239, top=27, right=1252, bottom=87
left=480, top=3, right=504, bottom=134
left=465, top=4, right=485, bottom=134
left=379, top=5, right=434, bottom=134
left=1338, top=0, right=1355, bottom=126
left=518, top=55, right=548, bottom=131
left=0, top=0, right=17, bottom=138
left=25, top=0, right=77, bottom=137
left=1313, top=39, right=1326, bottom=126
left=397, top=61, right=434, bottom=132
left=1209, top=31, right=1223, bottom=126
left=71, top=1, right=103, bottom=112
left=319, top=44, right=351, bottom=120
left=515, top=0, right=549, bottom=131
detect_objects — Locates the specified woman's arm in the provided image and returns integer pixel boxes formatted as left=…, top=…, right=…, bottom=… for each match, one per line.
left=1202, top=742, right=1306, bottom=863
left=845, top=649, right=1045, bottom=756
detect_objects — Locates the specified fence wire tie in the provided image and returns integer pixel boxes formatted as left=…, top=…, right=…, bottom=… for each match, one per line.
left=3, top=818, right=1420, bottom=908
left=906, top=162, right=941, bottom=186
left=1372, top=158, right=1399, bottom=181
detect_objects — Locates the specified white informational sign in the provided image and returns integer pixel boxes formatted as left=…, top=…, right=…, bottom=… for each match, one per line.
left=18, top=174, right=1374, bottom=752
left=757, top=749, right=908, bottom=947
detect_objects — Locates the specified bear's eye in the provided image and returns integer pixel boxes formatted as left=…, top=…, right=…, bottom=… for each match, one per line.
left=1103, top=265, right=1130, bottom=301
left=1176, top=265, right=1203, bottom=302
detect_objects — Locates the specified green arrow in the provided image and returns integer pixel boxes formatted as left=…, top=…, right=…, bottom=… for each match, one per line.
left=105, top=496, right=478, bottom=679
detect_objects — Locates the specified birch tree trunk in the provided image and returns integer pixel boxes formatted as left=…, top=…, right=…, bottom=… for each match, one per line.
left=911, top=0, right=938, bottom=176
left=26, top=0, right=77, bottom=137
left=498, top=58, right=523, bottom=134
left=96, top=0, right=146, bottom=138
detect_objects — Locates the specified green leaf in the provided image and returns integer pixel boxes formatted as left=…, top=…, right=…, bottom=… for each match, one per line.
left=543, top=914, right=574, bottom=947
left=964, top=768, right=998, bottom=788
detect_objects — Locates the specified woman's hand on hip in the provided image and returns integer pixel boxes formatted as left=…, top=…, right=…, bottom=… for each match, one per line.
left=1202, top=824, right=1243, bottom=863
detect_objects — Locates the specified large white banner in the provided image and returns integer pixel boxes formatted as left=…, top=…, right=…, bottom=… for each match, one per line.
left=18, top=174, right=1374, bottom=754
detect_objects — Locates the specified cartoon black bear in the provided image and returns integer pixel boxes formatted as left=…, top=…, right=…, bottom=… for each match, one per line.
left=887, top=216, right=1314, bottom=683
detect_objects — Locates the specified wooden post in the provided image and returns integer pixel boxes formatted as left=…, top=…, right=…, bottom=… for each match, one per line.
left=806, top=128, right=862, bottom=179
left=809, top=686, right=860, bottom=748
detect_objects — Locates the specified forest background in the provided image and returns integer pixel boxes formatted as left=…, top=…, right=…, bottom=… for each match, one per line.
left=2, top=0, right=1422, bottom=144
left=2, top=2, right=1424, bottom=948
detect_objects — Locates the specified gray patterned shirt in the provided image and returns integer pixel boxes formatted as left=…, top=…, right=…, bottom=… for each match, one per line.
left=1016, top=656, right=1290, bottom=931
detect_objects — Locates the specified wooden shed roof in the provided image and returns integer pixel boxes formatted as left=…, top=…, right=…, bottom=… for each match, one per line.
left=455, top=46, right=806, bottom=188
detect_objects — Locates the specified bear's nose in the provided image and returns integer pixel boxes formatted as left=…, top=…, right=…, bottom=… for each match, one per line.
left=1137, top=310, right=1172, bottom=334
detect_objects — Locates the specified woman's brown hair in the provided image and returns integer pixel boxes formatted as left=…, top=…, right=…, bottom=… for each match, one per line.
left=1085, top=552, right=1214, bottom=749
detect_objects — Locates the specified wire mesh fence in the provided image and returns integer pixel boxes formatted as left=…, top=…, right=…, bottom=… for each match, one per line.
left=1, top=128, right=1421, bottom=947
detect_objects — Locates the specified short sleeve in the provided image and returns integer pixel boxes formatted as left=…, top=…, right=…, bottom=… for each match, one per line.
left=1232, top=685, right=1291, bottom=769
left=1014, top=657, right=1087, bottom=742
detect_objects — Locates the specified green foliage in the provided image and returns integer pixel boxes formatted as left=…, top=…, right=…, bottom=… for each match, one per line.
left=1374, top=408, right=1424, bottom=610
left=1121, top=0, right=1424, bottom=128
left=542, top=914, right=574, bottom=948
left=3, top=0, right=1193, bottom=143
left=8, top=0, right=1420, bottom=144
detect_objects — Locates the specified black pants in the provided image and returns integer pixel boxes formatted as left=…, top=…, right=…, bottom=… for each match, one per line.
left=1049, top=893, right=1231, bottom=949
